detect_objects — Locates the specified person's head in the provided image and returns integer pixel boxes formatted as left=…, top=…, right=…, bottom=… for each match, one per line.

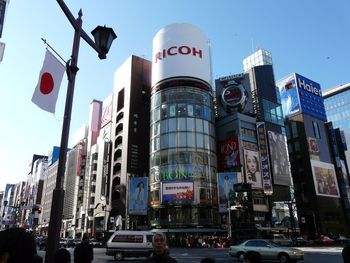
left=0, top=228, right=37, bottom=263
left=224, top=175, right=229, bottom=181
left=246, top=154, right=258, bottom=174
left=152, top=232, right=167, bottom=255
left=54, top=248, right=71, bottom=263
left=137, top=182, right=144, bottom=189
left=342, top=245, right=350, bottom=262
left=82, top=233, right=90, bottom=242
left=244, top=251, right=261, bottom=263
left=201, top=258, right=215, bottom=263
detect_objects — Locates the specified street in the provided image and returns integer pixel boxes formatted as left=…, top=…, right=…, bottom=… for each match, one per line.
left=38, top=247, right=344, bottom=262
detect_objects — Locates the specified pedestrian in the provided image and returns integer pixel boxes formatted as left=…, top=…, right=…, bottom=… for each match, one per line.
left=243, top=251, right=261, bottom=263
left=201, top=258, right=215, bottom=263
left=74, top=234, right=93, bottom=263
left=342, top=245, right=350, bottom=263
left=0, top=227, right=43, bottom=263
left=142, top=232, right=177, bottom=263
left=54, top=248, right=71, bottom=263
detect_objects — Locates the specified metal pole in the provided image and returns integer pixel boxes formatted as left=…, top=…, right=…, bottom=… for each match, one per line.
left=45, top=10, right=82, bottom=263
left=228, top=199, right=232, bottom=238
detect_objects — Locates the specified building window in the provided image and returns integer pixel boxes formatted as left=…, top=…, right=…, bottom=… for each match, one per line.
left=312, top=121, right=321, bottom=139
left=117, top=88, right=124, bottom=111
left=291, top=122, right=298, bottom=138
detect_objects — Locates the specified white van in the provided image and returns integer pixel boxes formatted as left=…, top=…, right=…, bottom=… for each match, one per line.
left=106, top=230, right=154, bottom=261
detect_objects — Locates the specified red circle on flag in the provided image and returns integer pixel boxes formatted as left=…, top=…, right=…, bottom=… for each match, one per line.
left=40, top=72, right=54, bottom=94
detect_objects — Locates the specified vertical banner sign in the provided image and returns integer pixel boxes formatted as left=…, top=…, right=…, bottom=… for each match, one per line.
left=256, top=122, right=273, bottom=195
left=128, top=177, right=148, bottom=215
left=217, top=136, right=241, bottom=170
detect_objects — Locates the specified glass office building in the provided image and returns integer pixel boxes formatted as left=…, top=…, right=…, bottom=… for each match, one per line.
left=149, top=24, right=218, bottom=229
left=324, top=83, right=350, bottom=166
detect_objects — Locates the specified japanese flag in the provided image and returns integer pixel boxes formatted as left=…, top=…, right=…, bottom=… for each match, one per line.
left=32, top=50, right=65, bottom=113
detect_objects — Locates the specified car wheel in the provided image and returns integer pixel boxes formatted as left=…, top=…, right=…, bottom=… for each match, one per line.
left=278, top=253, right=290, bottom=263
left=237, top=252, right=245, bottom=261
left=114, top=252, right=123, bottom=261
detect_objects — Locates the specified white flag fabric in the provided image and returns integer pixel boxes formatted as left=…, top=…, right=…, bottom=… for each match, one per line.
left=32, top=50, right=65, bottom=113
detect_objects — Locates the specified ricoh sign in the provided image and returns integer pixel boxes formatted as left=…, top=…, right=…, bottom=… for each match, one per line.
left=151, top=23, right=211, bottom=88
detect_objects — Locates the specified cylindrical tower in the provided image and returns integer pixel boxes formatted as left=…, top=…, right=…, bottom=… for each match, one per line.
left=149, top=23, right=218, bottom=229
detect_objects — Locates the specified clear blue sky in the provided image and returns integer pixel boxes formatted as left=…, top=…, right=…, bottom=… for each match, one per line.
left=0, top=0, right=349, bottom=190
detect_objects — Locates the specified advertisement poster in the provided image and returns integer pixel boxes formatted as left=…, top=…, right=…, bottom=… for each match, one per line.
left=307, top=137, right=319, bottom=155
left=217, top=136, right=240, bottom=170
left=256, top=122, right=273, bottom=195
left=277, top=74, right=301, bottom=117
left=161, top=181, right=194, bottom=203
left=128, top=177, right=148, bottom=215
left=311, top=160, right=340, bottom=198
left=268, top=131, right=292, bottom=186
left=243, top=149, right=263, bottom=189
left=218, top=172, right=238, bottom=213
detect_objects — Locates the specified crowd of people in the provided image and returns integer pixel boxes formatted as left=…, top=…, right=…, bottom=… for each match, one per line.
left=167, top=234, right=231, bottom=248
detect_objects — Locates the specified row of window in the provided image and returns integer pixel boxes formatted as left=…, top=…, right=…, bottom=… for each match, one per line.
left=150, top=150, right=217, bottom=167
left=151, top=103, right=214, bottom=124
left=151, top=87, right=213, bottom=109
left=151, top=132, right=216, bottom=152
left=151, top=118, right=215, bottom=138
left=262, top=99, right=284, bottom=126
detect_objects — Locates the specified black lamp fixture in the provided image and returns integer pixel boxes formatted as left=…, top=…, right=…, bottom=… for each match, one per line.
left=91, top=25, right=117, bottom=59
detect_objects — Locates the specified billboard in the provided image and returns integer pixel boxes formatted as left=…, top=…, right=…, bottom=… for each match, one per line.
left=152, top=23, right=211, bottom=87
left=277, top=73, right=327, bottom=121
left=128, top=177, right=148, bottom=215
left=311, top=160, right=340, bottom=198
left=217, top=136, right=240, bottom=170
left=256, top=122, right=273, bottom=194
left=218, top=172, right=239, bottom=213
left=268, top=131, right=292, bottom=186
left=161, top=181, right=194, bottom=203
left=243, top=149, right=263, bottom=189
left=307, top=137, right=319, bottom=155
left=277, top=74, right=301, bottom=117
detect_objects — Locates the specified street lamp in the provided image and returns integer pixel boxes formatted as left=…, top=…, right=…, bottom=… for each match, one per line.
left=45, top=1, right=116, bottom=262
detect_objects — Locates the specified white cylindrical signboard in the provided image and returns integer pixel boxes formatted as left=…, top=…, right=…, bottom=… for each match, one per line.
left=152, top=23, right=211, bottom=88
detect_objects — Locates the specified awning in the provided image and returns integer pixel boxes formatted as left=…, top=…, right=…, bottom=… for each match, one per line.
left=150, top=228, right=227, bottom=233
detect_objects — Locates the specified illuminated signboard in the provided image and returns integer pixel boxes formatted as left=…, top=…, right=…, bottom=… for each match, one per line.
left=161, top=181, right=194, bottom=203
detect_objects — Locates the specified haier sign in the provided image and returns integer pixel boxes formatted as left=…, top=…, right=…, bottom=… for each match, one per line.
left=277, top=73, right=327, bottom=121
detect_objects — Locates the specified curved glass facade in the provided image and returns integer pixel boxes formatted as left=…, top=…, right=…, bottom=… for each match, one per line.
left=149, top=86, right=218, bottom=228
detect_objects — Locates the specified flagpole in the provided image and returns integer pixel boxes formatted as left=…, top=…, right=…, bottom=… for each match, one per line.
left=45, top=9, right=82, bottom=263
left=45, top=1, right=116, bottom=262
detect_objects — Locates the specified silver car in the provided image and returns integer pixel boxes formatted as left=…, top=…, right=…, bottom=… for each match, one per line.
left=229, top=239, right=304, bottom=263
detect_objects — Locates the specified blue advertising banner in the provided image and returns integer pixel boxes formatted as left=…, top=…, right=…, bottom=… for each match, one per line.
left=218, top=172, right=238, bottom=213
left=256, top=122, right=273, bottom=195
left=295, top=73, right=327, bottom=121
left=128, top=177, right=148, bottom=215
left=161, top=181, right=194, bottom=203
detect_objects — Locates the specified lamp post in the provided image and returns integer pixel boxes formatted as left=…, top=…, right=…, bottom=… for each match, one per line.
left=45, top=1, right=116, bottom=262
